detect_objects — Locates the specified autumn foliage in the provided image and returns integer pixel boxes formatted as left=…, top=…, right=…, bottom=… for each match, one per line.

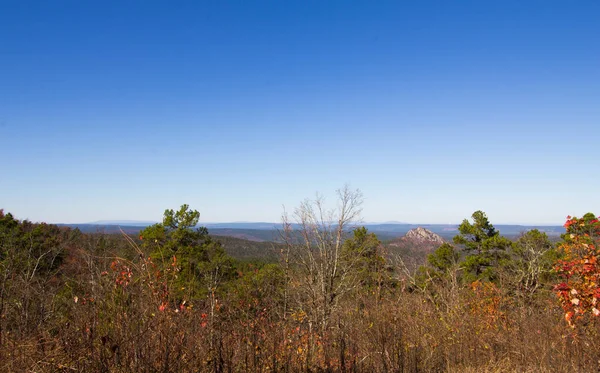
left=554, top=213, right=600, bottom=327
left=3, top=207, right=600, bottom=372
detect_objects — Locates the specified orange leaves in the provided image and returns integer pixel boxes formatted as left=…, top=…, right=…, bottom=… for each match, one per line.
left=468, top=280, right=505, bottom=329
left=564, top=216, right=574, bottom=229
left=109, top=260, right=133, bottom=287
left=565, top=311, right=574, bottom=328
left=110, top=260, right=119, bottom=271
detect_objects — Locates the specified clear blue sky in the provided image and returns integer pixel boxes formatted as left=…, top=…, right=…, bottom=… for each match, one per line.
left=1, top=1, right=598, bottom=225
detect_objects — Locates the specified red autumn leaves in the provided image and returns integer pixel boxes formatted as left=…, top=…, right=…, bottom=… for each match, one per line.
left=554, top=214, right=600, bottom=327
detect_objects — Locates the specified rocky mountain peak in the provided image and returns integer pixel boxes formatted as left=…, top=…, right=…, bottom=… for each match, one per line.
left=403, top=227, right=444, bottom=245
left=387, top=227, right=445, bottom=255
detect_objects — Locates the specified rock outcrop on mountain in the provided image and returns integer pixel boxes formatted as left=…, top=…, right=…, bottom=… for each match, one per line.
left=403, top=227, right=444, bottom=245
left=388, top=227, right=445, bottom=254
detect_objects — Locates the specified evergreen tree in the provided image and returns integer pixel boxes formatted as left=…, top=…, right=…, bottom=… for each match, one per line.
left=140, top=204, right=234, bottom=299
left=453, top=210, right=512, bottom=282
left=342, top=226, right=386, bottom=288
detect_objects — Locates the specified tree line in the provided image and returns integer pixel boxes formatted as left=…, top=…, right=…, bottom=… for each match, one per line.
left=1, top=188, right=599, bottom=372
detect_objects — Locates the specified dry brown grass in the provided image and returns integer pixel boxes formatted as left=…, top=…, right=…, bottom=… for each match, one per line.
left=2, top=231, right=600, bottom=372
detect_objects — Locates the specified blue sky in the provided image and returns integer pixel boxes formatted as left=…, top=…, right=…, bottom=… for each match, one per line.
left=1, top=0, right=598, bottom=225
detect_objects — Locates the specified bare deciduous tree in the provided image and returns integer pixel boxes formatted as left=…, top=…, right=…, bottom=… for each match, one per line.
left=281, top=185, right=364, bottom=335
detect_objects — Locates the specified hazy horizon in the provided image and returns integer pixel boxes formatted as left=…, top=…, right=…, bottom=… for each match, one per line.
left=3, top=214, right=566, bottom=228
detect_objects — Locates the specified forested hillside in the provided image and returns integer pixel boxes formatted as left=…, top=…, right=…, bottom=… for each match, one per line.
left=1, top=196, right=599, bottom=372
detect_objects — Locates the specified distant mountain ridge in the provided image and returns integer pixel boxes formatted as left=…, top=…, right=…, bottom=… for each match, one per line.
left=59, top=221, right=565, bottom=240
left=88, top=220, right=157, bottom=226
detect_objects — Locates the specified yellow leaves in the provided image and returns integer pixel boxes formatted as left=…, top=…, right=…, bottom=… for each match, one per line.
left=291, top=310, right=307, bottom=322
